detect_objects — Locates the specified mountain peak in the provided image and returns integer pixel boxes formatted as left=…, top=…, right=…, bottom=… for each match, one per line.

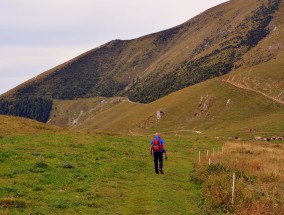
left=0, top=0, right=283, bottom=123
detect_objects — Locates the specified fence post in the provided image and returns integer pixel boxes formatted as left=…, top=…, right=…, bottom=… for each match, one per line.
left=209, top=158, right=211, bottom=165
left=232, top=173, right=235, bottom=204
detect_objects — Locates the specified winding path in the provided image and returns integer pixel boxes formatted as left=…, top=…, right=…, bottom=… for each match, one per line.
left=220, top=79, right=284, bottom=106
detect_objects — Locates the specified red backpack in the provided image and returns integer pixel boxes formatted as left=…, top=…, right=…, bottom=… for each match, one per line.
left=152, top=139, right=163, bottom=152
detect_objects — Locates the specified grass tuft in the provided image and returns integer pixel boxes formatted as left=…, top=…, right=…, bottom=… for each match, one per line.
left=0, top=197, right=26, bottom=209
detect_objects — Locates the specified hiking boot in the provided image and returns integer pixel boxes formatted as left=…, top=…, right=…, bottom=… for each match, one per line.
left=159, top=169, right=164, bottom=174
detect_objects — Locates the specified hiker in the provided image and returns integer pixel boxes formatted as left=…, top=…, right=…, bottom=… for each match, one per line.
left=150, top=133, right=168, bottom=174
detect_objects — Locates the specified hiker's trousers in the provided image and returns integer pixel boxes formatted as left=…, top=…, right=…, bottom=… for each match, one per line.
left=153, top=152, right=163, bottom=173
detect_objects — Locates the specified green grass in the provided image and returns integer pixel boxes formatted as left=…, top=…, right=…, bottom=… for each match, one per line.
left=48, top=77, right=284, bottom=138
left=0, top=131, right=220, bottom=214
left=224, top=50, right=284, bottom=101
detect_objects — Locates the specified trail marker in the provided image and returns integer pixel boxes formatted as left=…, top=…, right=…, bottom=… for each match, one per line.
left=232, top=173, right=236, bottom=204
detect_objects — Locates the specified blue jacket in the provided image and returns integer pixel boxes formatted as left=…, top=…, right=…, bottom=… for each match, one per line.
left=150, top=135, right=165, bottom=153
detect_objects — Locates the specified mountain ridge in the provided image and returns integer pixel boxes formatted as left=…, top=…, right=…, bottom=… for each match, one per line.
left=0, top=0, right=283, bottom=123
left=47, top=52, right=284, bottom=135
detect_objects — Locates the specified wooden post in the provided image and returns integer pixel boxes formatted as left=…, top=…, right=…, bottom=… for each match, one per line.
left=232, top=173, right=235, bottom=204
left=209, top=158, right=211, bottom=165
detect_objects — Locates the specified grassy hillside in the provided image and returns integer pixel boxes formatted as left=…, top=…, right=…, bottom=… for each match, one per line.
left=47, top=97, right=128, bottom=127
left=0, top=115, right=60, bottom=137
left=222, top=51, right=284, bottom=103
left=235, top=0, right=284, bottom=67
left=0, top=115, right=222, bottom=214
left=1, top=114, right=284, bottom=214
left=1, top=0, right=283, bottom=122
left=48, top=75, right=284, bottom=137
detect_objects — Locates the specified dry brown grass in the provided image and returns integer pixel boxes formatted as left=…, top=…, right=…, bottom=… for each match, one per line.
left=216, top=141, right=284, bottom=214
left=221, top=141, right=284, bottom=180
left=193, top=141, right=284, bottom=214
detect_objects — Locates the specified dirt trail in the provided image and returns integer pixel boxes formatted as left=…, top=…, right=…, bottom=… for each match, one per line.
left=220, top=79, right=284, bottom=106
left=146, top=130, right=202, bottom=136
left=126, top=98, right=145, bottom=105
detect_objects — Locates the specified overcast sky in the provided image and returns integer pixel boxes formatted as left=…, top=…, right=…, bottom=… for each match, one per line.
left=0, top=0, right=227, bottom=95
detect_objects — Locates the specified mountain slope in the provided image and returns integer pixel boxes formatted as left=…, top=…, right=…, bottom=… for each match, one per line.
left=48, top=60, right=284, bottom=136
left=222, top=50, right=284, bottom=103
left=0, top=0, right=283, bottom=122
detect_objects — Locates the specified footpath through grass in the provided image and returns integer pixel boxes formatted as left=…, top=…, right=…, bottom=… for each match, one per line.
left=0, top=132, right=219, bottom=214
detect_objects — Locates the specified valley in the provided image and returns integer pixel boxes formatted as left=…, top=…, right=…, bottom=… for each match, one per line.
left=0, top=0, right=284, bottom=213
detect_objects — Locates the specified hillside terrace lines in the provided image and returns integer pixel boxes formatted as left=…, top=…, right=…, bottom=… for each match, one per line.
left=220, top=78, right=284, bottom=105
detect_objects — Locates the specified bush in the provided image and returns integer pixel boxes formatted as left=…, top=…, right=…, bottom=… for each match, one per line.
left=191, top=163, right=258, bottom=213
left=34, top=161, right=49, bottom=169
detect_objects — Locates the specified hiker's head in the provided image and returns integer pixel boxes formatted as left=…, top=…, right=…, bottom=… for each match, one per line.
left=154, top=132, right=160, bottom=138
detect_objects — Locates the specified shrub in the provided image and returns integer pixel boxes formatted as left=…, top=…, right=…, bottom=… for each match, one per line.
left=203, top=172, right=254, bottom=213
left=61, top=163, right=74, bottom=169
left=34, top=161, right=49, bottom=169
